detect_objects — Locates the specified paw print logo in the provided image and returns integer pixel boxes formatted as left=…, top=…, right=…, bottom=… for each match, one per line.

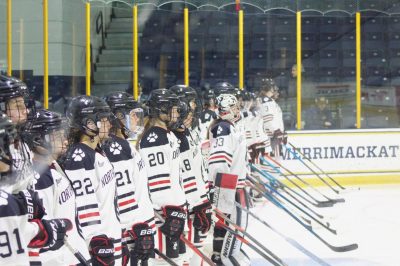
left=147, top=132, right=158, bottom=143
left=110, top=142, right=122, bottom=155
left=72, top=148, right=85, bottom=162
left=217, top=126, right=223, bottom=135
left=0, top=190, right=8, bottom=206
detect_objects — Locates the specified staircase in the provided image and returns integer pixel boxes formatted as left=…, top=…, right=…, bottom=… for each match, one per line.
left=92, top=7, right=134, bottom=96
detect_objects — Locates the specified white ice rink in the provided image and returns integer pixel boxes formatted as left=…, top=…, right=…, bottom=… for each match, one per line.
left=245, top=184, right=400, bottom=266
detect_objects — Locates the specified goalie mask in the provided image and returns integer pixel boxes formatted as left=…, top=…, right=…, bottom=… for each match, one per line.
left=104, top=91, right=144, bottom=139
left=216, top=94, right=240, bottom=122
left=147, top=89, right=181, bottom=130
left=66, top=95, right=112, bottom=139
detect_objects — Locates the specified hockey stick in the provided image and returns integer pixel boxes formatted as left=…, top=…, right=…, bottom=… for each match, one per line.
left=250, top=168, right=336, bottom=235
left=261, top=155, right=336, bottom=207
left=153, top=212, right=215, bottom=266
left=246, top=179, right=358, bottom=252
left=287, top=142, right=346, bottom=190
left=284, top=144, right=340, bottom=194
left=261, top=156, right=344, bottom=204
left=214, top=208, right=287, bottom=266
left=64, top=236, right=89, bottom=266
left=234, top=202, right=331, bottom=266
left=154, top=248, right=179, bottom=266
left=252, top=163, right=327, bottom=219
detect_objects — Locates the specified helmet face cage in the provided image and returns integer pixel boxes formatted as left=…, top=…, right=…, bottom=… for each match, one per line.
left=24, top=110, right=65, bottom=157
left=0, top=113, right=18, bottom=185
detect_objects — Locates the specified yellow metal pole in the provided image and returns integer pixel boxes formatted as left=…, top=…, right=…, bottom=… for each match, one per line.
left=296, top=11, right=302, bottom=130
left=356, top=12, right=361, bottom=129
left=86, top=2, right=91, bottom=96
left=7, top=0, right=12, bottom=76
left=184, top=7, right=189, bottom=86
left=19, top=19, right=23, bottom=81
left=133, top=5, right=138, bottom=100
left=43, top=0, right=49, bottom=109
left=238, top=10, right=244, bottom=89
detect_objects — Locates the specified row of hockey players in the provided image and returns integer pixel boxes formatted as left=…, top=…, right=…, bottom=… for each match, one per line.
left=0, top=73, right=285, bottom=266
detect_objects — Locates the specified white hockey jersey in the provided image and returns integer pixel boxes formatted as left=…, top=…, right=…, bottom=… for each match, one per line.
left=173, top=130, right=204, bottom=210
left=208, top=120, right=248, bottom=188
left=33, top=161, right=90, bottom=265
left=243, top=110, right=271, bottom=152
left=103, top=135, right=155, bottom=234
left=187, top=127, right=210, bottom=203
left=259, top=96, right=284, bottom=136
left=0, top=189, right=40, bottom=266
left=63, top=143, right=122, bottom=262
left=10, top=141, right=36, bottom=193
left=199, top=109, right=217, bottom=142
left=139, top=127, right=187, bottom=212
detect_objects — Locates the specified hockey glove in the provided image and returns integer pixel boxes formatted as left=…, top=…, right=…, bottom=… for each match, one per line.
left=160, top=205, right=187, bottom=241
left=192, top=201, right=212, bottom=234
left=89, top=234, right=115, bottom=266
left=16, top=189, right=46, bottom=219
left=29, top=218, right=72, bottom=250
left=128, top=223, right=155, bottom=261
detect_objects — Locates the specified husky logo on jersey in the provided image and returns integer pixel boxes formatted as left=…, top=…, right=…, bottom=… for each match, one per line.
left=147, top=132, right=158, bottom=143
left=109, top=142, right=122, bottom=155
left=205, top=113, right=210, bottom=120
left=172, top=241, right=178, bottom=250
left=0, top=190, right=8, bottom=206
left=72, top=148, right=85, bottom=162
left=217, top=126, right=223, bottom=135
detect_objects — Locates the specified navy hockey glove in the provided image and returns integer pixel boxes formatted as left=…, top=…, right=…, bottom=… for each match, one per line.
left=29, top=218, right=72, bottom=250
left=192, top=201, right=212, bottom=234
left=128, top=223, right=155, bottom=261
left=16, top=189, right=46, bottom=219
left=89, top=234, right=115, bottom=266
left=160, top=205, right=187, bottom=241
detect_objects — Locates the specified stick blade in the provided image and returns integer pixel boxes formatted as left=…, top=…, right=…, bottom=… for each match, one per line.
left=331, top=243, right=358, bottom=252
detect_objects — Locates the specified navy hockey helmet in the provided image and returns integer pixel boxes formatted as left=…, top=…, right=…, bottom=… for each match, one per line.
left=104, top=91, right=144, bottom=138
left=214, top=81, right=236, bottom=97
left=66, top=95, right=111, bottom=136
left=0, top=75, right=28, bottom=103
left=23, top=109, right=64, bottom=152
left=147, top=89, right=180, bottom=118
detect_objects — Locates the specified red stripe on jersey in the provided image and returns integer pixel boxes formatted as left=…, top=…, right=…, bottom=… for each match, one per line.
left=184, top=182, right=196, bottom=189
left=149, top=180, right=170, bottom=187
left=209, top=155, right=232, bottom=163
left=119, top=198, right=136, bottom=207
left=29, top=251, right=40, bottom=257
left=158, top=228, right=163, bottom=253
left=79, top=212, right=100, bottom=219
left=115, top=245, right=122, bottom=252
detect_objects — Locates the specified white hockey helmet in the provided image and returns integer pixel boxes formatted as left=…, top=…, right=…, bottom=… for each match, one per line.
left=216, top=94, right=239, bottom=121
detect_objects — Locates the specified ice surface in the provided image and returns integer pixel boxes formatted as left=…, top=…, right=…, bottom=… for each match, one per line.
left=244, top=185, right=400, bottom=266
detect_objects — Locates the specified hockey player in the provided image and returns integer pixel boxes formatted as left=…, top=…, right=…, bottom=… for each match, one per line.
left=0, top=112, right=72, bottom=266
left=0, top=75, right=35, bottom=192
left=199, top=88, right=217, bottom=142
left=169, top=85, right=212, bottom=265
left=63, top=96, right=122, bottom=265
left=258, top=79, right=286, bottom=157
left=24, top=109, right=91, bottom=265
left=138, top=89, right=187, bottom=264
left=208, top=94, right=250, bottom=265
left=103, top=92, right=155, bottom=266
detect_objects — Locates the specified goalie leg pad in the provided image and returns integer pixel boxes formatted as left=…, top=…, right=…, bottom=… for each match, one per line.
left=213, top=173, right=238, bottom=214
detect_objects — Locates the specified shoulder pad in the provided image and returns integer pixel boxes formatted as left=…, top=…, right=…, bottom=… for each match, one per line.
left=210, top=120, right=232, bottom=138
left=34, top=167, right=54, bottom=190
left=200, top=110, right=217, bottom=123
left=103, top=135, right=133, bottom=162
left=262, top=97, right=273, bottom=103
left=139, top=127, right=169, bottom=149
left=63, top=143, right=96, bottom=171
left=173, top=131, right=190, bottom=153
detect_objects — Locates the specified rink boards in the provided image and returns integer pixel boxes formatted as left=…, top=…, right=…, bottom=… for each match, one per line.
left=281, top=129, right=400, bottom=186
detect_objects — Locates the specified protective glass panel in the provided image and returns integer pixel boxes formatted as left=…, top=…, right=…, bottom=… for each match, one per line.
left=301, top=12, right=357, bottom=130
left=0, top=1, right=7, bottom=75
left=11, top=0, right=43, bottom=104
left=361, top=13, right=400, bottom=128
